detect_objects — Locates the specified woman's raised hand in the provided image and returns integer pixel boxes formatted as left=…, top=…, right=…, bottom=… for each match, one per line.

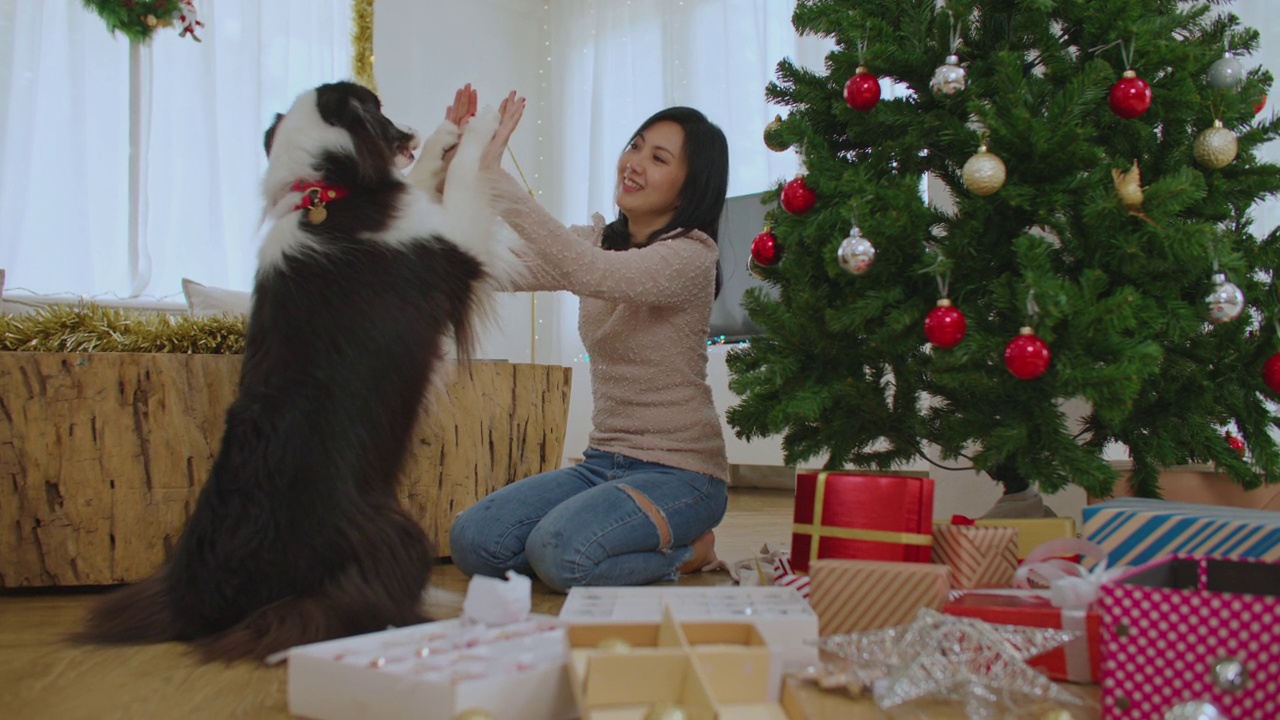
left=480, top=90, right=526, bottom=172
left=445, top=83, right=477, bottom=129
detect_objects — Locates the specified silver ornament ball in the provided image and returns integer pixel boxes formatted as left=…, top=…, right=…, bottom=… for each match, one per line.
left=1212, top=656, right=1247, bottom=692
left=962, top=146, right=1006, bottom=196
left=1206, top=273, right=1245, bottom=323
left=1207, top=52, right=1245, bottom=90
left=837, top=233, right=876, bottom=275
left=1194, top=121, right=1238, bottom=170
left=1164, top=701, right=1225, bottom=720
left=930, top=55, right=967, bottom=96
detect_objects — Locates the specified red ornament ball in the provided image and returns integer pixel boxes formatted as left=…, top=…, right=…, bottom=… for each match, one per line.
left=1225, top=431, right=1246, bottom=458
left=924, top=299, right=967, bottom=349
left=1256, top=93, right=1268, bottom=115
left=750, top=230, right=781, bottom=267
left=1109, top=70, right=1152, bottom=119
left=1004, top=328, right=1051, bottom=380
left=780, top=176, right=817, bottom=215
left=1263, top=352, right=1280, bottom=393
left=844, top=66, right=881, bottom=112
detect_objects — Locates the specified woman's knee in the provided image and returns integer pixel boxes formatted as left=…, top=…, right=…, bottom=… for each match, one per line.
left=448, top=506, right=509, bottom=577
left=525, top=521, right=588, bottom=593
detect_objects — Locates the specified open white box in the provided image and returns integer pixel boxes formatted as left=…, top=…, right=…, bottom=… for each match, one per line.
left=286, top=615, right=576, bottom=720
left=566, top=608, right=804, bottom=720
left=559, top=585, right=819, bottom=682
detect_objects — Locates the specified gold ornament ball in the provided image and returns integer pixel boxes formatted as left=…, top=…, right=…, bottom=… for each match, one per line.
left=1112, top=160, right=1145, bottom=210
left=644, top=704, right=688, bottom=720
left=453, top=710, right=496, bottom=720
left=144, top=14, right=158, bottom=27
left=763, top=114, right=789, bottom=152
left=962, top=146, right=1006, bottom=196
left=596, top=636, right=632, bottom=652
left=1194, top=121, right=1238, bottom=170
left=1039, top=711, right=1075, bottom=720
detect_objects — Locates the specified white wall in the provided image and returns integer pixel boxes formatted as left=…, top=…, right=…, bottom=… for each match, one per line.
left=374, top=0, right=563, bottom=364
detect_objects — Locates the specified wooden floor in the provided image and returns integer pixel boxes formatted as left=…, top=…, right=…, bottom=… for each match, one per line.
left=0, top=489, right=1096, bottom=719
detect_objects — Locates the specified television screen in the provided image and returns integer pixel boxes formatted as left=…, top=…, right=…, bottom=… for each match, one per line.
left=710, top=191, right=777, bottom=342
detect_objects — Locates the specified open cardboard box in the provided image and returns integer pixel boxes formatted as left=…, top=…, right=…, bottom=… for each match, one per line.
left=566, top=608, right=803, bottom=719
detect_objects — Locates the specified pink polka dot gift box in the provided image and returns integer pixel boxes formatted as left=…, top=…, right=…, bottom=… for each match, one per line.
left=1098, top=555, right=1280, bottom=719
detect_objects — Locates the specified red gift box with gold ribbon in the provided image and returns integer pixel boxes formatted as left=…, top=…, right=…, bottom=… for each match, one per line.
left=790, top=472, right=935, bottom=573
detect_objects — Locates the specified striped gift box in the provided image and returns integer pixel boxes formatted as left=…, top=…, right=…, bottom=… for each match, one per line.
left=1082, top=498, right=1280, bottom=568
left=931, top=524, right=1019, bottom=588
left=808, top=559, right=951, bottom=635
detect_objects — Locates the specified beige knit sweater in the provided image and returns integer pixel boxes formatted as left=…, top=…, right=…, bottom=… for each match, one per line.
left=489, top=171, right=729, bottom=482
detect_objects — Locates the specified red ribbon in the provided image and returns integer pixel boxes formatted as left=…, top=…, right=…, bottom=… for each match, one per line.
left=950, top=514, right=977, bottom=526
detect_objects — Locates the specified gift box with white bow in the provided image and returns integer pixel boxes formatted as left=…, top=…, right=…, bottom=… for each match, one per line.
left=942, top=538, right=1122, bottom=684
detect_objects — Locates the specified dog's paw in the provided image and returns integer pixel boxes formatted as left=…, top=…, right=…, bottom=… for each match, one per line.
left=423, top=120, right=461, bottom=159
left=464, top=107, right=501, bottom=145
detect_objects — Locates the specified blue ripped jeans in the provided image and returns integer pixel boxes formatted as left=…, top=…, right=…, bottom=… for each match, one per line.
left=449, top=448, right=729, bottom=592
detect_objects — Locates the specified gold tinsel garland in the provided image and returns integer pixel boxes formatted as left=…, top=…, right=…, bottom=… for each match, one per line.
left=351, top=0, right=377, bottom=93
left=0, top=304, right=245, bottom=355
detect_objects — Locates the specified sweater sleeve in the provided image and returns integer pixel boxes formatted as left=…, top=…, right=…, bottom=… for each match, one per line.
left=489, top=171, right=717, bottom=307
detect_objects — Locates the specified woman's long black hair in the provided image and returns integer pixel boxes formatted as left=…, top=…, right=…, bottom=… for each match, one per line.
left=601, top=106, right=729, bottom=298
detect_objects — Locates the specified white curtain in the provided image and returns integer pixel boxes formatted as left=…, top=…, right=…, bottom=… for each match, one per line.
left=0, top=0, right=351, bottom=300
left=535, top=0, right=832, bottom=459
left=537, top=0, right=831, bottom=362
left=542, top=0, right=830, bottom=225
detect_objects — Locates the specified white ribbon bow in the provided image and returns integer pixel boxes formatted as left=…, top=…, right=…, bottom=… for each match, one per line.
left=1012, top=537, right=1126, bottom=609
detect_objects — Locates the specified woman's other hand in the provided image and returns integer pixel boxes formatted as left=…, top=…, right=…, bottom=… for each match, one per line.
left=480, top=90, right=526, bottom=172
left=445, top=83, right=477, bottom=129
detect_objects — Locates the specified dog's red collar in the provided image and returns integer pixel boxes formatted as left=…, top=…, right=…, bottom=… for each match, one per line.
left=289, top=179, right=349, bottom=225
left=289, top=179, right=349, bottom=211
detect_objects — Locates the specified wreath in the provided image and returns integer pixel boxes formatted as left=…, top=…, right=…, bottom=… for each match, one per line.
left=81, top=0, right=202, bottom=44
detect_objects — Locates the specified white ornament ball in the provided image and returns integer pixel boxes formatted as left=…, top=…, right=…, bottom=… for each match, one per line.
left=837, top=232, right=876, bottom=275
left=1194, top=121, right=1238, bottom=170
left=1206, top=273, right=1245, bottom=323
left=930, top=55, right=967, bottom=96
left=962, top=146, right=1006, bottom=196
left=1207, top=52, right=1245, bottom=90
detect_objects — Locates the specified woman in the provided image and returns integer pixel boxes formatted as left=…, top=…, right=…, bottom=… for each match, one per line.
left=448, top=87, right=731, bottom=592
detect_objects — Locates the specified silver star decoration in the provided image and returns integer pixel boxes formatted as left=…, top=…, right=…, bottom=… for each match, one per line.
left=816, top=608, right=1090, bottom=718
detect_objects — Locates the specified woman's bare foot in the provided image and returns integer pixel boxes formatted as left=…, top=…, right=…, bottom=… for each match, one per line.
left=677, top=530, right=717, bottom=574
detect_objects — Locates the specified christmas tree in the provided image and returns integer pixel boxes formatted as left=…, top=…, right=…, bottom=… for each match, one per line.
left=727, top=0, right=1280, bottom=498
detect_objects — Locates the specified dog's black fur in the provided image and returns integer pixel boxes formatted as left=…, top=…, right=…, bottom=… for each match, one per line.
left=77, top=82, right=507, bottom=662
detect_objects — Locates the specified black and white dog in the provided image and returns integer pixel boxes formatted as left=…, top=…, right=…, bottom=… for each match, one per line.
left=77, top=81, right=517, bottom=662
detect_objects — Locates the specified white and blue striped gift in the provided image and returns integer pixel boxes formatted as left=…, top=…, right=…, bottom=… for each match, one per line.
left=1082, top=498, right=1280, bottom=568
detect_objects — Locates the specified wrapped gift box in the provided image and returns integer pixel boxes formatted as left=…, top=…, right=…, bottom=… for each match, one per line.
left=1082, top=498, right=1280, bottom=568
left=558, top=586, right=818, bottom=676
left=566, top=607, right=803, bottom=719
left=791, top=472, right=934, bottom=572
left=931, top=522, right=1019, bottom=588
left=286, top=615, right=576, bottom=720
left=808, top=559, right=951, bottom=635
left=943, top=591, right=1101, bottom=683
left=968, top=517, right=1077, bottom=559
left=1099, top=555, right=1280, bottom=719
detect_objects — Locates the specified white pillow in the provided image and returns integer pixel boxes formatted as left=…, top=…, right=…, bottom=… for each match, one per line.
left=182, top=278, right=252, bottom=317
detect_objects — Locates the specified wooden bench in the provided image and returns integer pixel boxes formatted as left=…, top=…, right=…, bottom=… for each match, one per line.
left=0, top=352, right=571, bottom=587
